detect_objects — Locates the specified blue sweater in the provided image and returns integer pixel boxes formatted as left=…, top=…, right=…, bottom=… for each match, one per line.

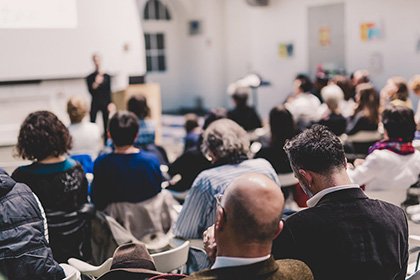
left=92, top=151, right=162, bottom=210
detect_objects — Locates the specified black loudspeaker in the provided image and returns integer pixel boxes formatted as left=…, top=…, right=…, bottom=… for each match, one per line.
left=245, top=0, right=269, bottom=6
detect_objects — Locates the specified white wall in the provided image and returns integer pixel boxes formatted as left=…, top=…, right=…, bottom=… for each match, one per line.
left=0, top=0, right=145, bottom=145
left=138, top=0, right=226, bottom=111
left=223, top=0, right=420, bottom=119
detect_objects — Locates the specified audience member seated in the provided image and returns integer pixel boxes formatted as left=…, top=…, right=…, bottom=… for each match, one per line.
left=187, top=174, right=313, bottom=280
left=380, top=76, right=412, bottom=110
left=255, top=105, right=297, bottom=175
left=348, top=105, right=420, bottom=204
left=285, top=74, right=321, bottom=130
left=183, top=113, right=201, bottom=152
left=317, top=85, right=347, bottom=136
left=167, top=109, right=227, bottom=194
left=127, top=95, right=156, bottom=147
left=12, top=111, right=90, bottom=263
left=92, top=111, right=162, bottom=211
left=254, top=106, right=303, bottom=205
left=174, top=119, right=279, bottom=270
left=0, top=168, right=65, bottom=280
left=67, top=96, right=102, bottom=159
left=127, top=95, right=169, bottom=165
left=345, top=83, right=380, bottom=154
left=330, top=75, right=355, bottom=117
left=410, top=75, right=420, bottom=127
left=227, top=86, right=262, bottom=132
left=351, top=69, right=370, bottom=87
left=272, top=125, right=408, bottom=280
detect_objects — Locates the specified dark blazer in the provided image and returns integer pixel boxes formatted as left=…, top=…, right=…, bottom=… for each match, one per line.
left=183, top=257, right=313, bottom=280
left=86, top=71, right=112, bottom=106
left=272, top=188, right=408, bottom=280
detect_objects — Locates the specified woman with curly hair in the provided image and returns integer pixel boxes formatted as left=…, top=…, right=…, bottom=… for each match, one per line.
left=12, top=111, right=90, bottom=263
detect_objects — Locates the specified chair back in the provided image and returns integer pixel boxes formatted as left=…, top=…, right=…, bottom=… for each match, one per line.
left=67, top=257, right=113, bottom=278
left=71, top=154, right=94, bottom=174
left=61, top=263, right=82, bottom=280
left=151, top=240, right=190, bottom=273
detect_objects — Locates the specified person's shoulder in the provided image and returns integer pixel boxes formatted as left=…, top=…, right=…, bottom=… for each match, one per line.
left=275, top=259, right=314, bottom=280
left=139, top=150, right=160, bottom=163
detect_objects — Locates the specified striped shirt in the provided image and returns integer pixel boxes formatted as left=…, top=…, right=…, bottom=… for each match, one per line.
left=174, top=158, right=280, bottom=239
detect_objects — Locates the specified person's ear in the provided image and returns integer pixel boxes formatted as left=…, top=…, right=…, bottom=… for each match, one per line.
left=299, top=169, right=313, bottom=186
left=215, top=207, right=225, bottom=232
left=273, top=220, right=284, bottom=240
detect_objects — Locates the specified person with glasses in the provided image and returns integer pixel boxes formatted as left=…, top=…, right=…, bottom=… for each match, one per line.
left=184, top=173, right=313, bottom=280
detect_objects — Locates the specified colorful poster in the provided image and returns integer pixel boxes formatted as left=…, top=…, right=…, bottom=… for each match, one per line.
left=278, top=43, right=294, bottom=58
left=360, top=22, right=382, bottom=42
left=319, top=27, right=331, bottom=47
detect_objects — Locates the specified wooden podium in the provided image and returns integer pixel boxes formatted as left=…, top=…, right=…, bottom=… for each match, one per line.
left=112, top=83, right=162, bottom=144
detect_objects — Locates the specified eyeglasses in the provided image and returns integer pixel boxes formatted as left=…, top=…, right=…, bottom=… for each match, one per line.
left=214, top=193, right=223, bottom=208
left=214, top=193, right=227, bottom=221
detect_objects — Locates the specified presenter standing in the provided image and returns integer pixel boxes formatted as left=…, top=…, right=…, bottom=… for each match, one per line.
left=86, top=53, right=112, bottom=137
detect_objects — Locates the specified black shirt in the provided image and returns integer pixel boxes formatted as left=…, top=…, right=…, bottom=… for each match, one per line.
left=86, top=71, right=112, bottom=105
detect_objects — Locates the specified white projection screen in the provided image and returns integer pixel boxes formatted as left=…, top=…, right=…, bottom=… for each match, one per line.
left=0, top=0, right=146, bottom=81
left=0, top=0, right=78, bottom=29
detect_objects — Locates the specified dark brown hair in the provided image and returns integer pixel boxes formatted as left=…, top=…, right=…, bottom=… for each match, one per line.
left=355, top=83, right=380, bottom=124
left=17, top=111, right=72, bottom=161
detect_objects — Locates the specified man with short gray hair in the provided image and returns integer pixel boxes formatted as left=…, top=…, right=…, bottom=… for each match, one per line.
left=174, top=119, right=279, bottom=270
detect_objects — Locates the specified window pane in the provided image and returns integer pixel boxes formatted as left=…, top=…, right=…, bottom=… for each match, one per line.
left=156, top=33, right=164, bottom=49
left=158, top=55, right=166, bottom=71
left=145, top=34, right=151, bottom=50
left=146, top=56, right=153, bottom=71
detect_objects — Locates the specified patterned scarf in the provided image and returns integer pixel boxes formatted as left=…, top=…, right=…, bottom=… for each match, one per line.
left=368, top=139, right=415, bottom=155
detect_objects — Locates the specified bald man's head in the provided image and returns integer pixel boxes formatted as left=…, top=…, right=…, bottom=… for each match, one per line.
left=221, top=173, right=284, bottom=243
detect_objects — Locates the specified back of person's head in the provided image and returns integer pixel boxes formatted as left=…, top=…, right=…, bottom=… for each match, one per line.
left=231, top=87, right=250, bottom=107
left=355, top=83, right=380, bottom=124
left=410, top=75, right=420, bottom=95
left=352, top=69, right=370, bottom=85
left=127, top=95, right=150, bottom=120
left=203, top=108, right=227, bottom=130
left=17, top=111, right=72, bottom=161
left=331, top=75, right=354, bottom=101
left=269, top=105, right=296, bottom=146
left=218, top=173, right=284, bottom=244
left=295, top=74, right=313, bottom=93
left=388, top=76, right=409, bottom=101
left=382, top=105, right=416, bottom=142
left=184, top=113, right=199, bottom=133
left=321, top=84, right=344, bottom=113
left=109, top=111, right=139, bottom=147
left=284, top=125, right=346, bottom=175
left=202, top=119, right=249, bottom=163
left=67, top=96, right=88, bottom=124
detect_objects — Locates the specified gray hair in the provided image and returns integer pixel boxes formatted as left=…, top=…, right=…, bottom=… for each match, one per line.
left=201, top=119, right=250, bottom=163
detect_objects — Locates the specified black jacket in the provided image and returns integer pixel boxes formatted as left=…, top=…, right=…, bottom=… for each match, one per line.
left=12, top=163, right=91, bottom=263
left=0, top=169, right=64, bottom=280
left=272, top=188, right=408, bottom=280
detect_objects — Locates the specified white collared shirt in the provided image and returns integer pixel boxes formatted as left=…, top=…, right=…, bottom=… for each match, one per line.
left=212, top=254, right=271, bottom=269
left=306, top=184, right=360, bottom=208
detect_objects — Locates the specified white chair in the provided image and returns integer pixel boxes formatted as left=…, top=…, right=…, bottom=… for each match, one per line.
left=67, top=258, right=113, bottom=279
left=151, top=239, right=190, bottom=273
left=60, top=263, right=82, bottom=280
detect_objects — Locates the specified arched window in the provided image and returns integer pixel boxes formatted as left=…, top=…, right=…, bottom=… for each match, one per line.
left=144, top=0, right=171, bottom=20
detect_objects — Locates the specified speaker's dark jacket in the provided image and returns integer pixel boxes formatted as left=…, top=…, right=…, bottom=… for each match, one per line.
left=273, top=188, right=408, bottom=280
